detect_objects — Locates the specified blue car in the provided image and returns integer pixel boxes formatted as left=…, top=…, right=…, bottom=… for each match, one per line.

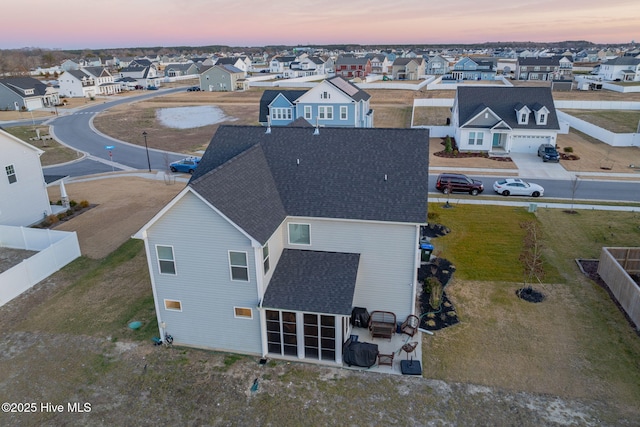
left=170, top=157, right=201, bottom=174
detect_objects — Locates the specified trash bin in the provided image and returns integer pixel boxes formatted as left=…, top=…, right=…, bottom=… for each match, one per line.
left=420, top=242, right=434, bottom=262
left=528, top=203, right=537, bottom=213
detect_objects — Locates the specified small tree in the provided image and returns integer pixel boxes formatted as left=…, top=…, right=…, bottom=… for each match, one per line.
left=567, top=175, right=580, bottom=213
left=519, top=221, right=545, bottom=286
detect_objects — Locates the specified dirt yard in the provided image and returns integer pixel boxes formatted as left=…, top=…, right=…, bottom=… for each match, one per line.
left=3, top=177, right=638, bottom=426
left=2, top=83, right=640, bottom=425
left=46, top=175, right=183, bottom=259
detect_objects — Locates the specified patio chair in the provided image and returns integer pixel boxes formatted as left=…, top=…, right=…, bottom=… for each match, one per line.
left=401, top=341, right=419, bottom=360
left=400, top=315, right=420, bottom=337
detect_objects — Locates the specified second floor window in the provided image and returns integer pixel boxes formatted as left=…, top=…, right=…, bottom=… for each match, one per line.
left=304, top=106, right=312, bottom=120
left=156, top=245, right=176, bottom=275
left=229, top=251, right=249, bottom=281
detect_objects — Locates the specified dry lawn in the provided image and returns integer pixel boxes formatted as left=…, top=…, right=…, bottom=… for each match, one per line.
left=47, top=176, right=183, bottom=259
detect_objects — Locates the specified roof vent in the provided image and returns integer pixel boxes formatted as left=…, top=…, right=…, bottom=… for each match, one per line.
left=384, top=174, right=388, bottom=181
left=313, top=127, right=319, bottom=135
left=265, top=126, right=271, bottom=134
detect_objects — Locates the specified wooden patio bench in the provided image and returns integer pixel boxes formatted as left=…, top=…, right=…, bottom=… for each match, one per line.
left=368, top=310, right=396, bottom=340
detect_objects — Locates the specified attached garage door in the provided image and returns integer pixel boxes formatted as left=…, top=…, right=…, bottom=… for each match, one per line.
left=24, top=97, right=43, bottom=111
left=511, top=135, right=550, bottom=153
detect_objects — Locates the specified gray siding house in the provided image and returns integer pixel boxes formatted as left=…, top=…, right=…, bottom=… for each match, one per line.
left=134, top=125, right=430, bottom=366
left=451, top=86, right=560, bottom=154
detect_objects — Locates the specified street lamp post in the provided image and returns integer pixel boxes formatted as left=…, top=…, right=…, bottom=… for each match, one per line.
left=142, top=131, right=151, bottom=172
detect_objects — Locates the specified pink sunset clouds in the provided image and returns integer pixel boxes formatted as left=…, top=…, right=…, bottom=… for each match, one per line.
left=2, top=0, right=638, bottom=49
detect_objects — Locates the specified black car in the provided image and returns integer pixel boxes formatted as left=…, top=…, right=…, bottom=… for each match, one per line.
left=187, top=86, right=201, bottom=92
left=435, top=173, right=484, bottom=196
left=537, top=144, right=560, bottom=162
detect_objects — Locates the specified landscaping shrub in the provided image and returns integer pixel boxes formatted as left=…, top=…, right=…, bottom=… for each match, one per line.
left=564, top=146, right=574, bottom=153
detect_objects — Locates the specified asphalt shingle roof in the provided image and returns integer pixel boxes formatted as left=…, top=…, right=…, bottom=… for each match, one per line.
left=456, top=86, right=560, bottom=130
left=258, top=89, right=307, bottom=123
left=189, top=125, right=430, bottom=245
left=261, top=249, right=360, bottom=315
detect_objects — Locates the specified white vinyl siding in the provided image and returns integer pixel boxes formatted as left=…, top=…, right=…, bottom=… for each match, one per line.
left=146, top=192, right=261, bottom=355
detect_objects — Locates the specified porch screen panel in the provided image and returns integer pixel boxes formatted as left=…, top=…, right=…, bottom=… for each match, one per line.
left=303, top=314, right=320, bottom=359
left=320, top=315, right=336, bottom=361
left=266, top=310, right=282, bottom=354
left=282, top=312, right=297, bottom=356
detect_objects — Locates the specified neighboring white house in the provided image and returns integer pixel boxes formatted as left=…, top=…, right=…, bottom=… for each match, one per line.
left=451, top=86, right=560, bottom=154
left=596, top=57, right=640, bottom=82
left=0, top=129, right=52, bottom=226
left=133, top=125, right=430, bottom=366
left=57, top=67, right=120, bottom=98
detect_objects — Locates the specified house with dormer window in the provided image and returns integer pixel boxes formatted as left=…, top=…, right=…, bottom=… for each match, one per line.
left=0, top=77, right=59, bottom=110
left=269, top=56, right=298, bottom=74
left=451, top=86, right=560, bottom=154
left=133, top=125, right=429, bottom=367
left=258, top=76, right=373, bottom=128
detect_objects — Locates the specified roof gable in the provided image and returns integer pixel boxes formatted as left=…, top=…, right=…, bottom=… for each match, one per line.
left=456, top=87, right=559, bottom=130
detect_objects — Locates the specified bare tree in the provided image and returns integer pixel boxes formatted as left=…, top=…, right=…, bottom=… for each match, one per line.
left=519, top=220, right=545, bottom=286
left=567, top=175, right=580, bottom=213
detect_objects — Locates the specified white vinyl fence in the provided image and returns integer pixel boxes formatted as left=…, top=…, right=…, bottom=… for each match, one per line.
left=0, top=225, right=81, bottom=307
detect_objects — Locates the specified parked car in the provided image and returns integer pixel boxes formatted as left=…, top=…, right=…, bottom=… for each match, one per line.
left=493, top=178, right=544, bottom=197
left=170, top=156, right=201, bottom=174
left=537, top=144, right=560, bottom=162
left=146, top=86, right=158, bottom=90
left=435, top=173, right=484, bottom=196
left=187, top=86, right=201, bottom=92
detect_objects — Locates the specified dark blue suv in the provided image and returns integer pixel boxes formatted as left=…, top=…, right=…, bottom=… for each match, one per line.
left=537, top=144, right=560, bottom=162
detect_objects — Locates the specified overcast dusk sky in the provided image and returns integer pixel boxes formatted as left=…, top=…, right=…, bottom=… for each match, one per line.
left=3, top=0, right=638, bottom=50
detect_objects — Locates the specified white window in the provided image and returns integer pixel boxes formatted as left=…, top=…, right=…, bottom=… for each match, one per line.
left=304, top=106, right=312, bottom=120
left=5, top=165, right=17, bottom=184
left=263, top=244, right=270, bottom=274
left=164, top=299, right=182, bottom=311
left=520, top=113, right=528, bottom=124
left=229, top=251, right=249, bottom=281
left=318, top=106, right=333, bottom=120
left=321, top=91, right=330, bottom=99
left=340, top=106, right=348, bottom=120
left=234, top=307, right=253, bottom=319
left=271, top=108, right=292, bottom=120
left=156, top=245, right=176, bottom=275
left=288, top=223, right=310, bottom=245
left=538, top=113, right=546, bottom=125
left=468, top=131, right=483, bottom=145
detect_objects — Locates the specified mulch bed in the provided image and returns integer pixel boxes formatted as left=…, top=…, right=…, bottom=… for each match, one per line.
left=418, top=258, right=459, bottom=331
left=433, top=137, right=513, bottom=162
